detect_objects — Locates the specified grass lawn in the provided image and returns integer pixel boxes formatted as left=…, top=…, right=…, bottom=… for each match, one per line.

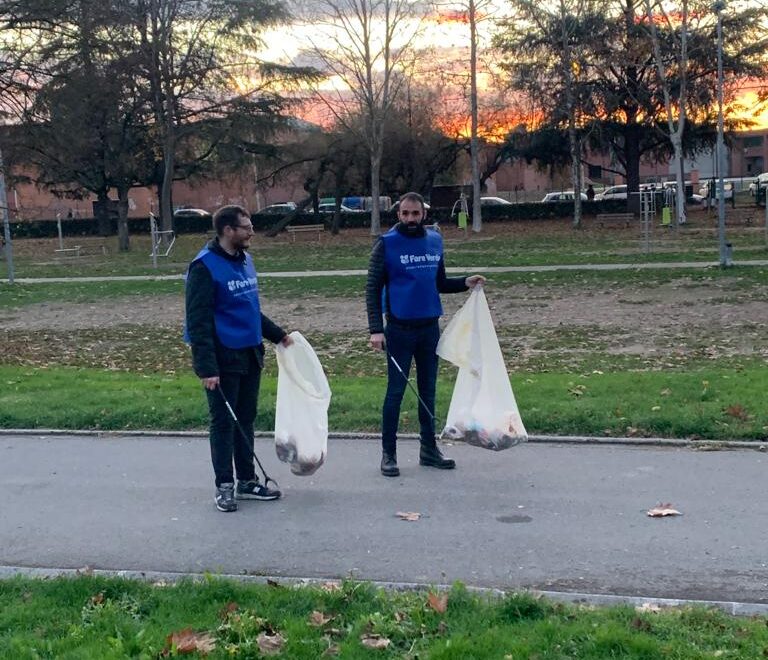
left=2, top=220, right=768, bottom=440
left=1, top=364, right=766, bottom=440
left=3, top=209, right=768, bottom=280
left=2, top=576, right=767, bottom=658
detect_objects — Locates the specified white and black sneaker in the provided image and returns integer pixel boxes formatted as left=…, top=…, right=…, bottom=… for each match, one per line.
left=215, top=483, right=237, bottom=512
left=236, top=479, right=281, bottom=501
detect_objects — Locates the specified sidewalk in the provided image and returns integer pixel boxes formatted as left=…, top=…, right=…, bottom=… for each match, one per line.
left=10, top=259, right=768, bottom=284
left=2, top=432, right=767, bottom=606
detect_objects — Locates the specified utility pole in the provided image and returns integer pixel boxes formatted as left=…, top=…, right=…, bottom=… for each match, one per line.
left=0, top=147, right=14, bottom=284
left=469, top=0, right=482, bottom=233
left=714, top=0, right=729, bottom=267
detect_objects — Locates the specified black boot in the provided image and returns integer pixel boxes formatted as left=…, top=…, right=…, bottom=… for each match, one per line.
left=381, top=450, right=400, bottom=477
left=419, top=443, right=456, bottom=469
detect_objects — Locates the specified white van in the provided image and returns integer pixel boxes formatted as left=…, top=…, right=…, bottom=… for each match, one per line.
left=594, top=185, right=627, bottom=201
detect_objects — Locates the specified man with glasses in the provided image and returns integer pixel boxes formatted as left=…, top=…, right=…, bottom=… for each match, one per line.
left=185, top=205, right=293, bottom=512
left=366, top=192, right=485, bottom=477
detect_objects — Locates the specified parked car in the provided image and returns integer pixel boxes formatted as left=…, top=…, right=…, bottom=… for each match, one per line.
left=541, top=191, right=588, bottom=202
left=748, top=172, right=768, bottom=196
left=259, top=202, right=297, bottom=215
left=173, top=206, right=209, bottom=218
left=480, top=196, right=512, bottom=206
left=311, top=203, right=358, bottom=214
left=698, top=180, right=733, bottom=200
left=594, top=185, right=628, bottom=201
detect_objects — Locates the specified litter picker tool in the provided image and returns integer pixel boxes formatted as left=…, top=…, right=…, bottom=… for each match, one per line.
left=217, top=384, right=278, bottom=490
left=387, top=352, right=440, bottom=429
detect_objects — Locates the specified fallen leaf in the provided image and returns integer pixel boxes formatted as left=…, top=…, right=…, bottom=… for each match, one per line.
left=166, top=629, right=217, bottom=655
left=360, top=633, right=391, bottom=649
left=309, top=610, right=333, bottom=627
left=396, top=511, right=421, bottom=521
left=219, top=601, right=238, bottom=619
left=257, top=631, right=286, bottom=656
left=266, top=578, right=283, bottom=588
left=427, top=591, right=448, bottom=613
left=724, top=404, right=750, bottom=421
left=324, top=642, right=341, bottom=656
left=320, top=581, right=342, bottom=592
left=90, top=592, right=104, bottom=605
left=647, top=503, right=682, bottom=517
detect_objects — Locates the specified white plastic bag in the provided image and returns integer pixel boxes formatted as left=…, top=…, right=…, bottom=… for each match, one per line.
left=437, top=287, right=527, bottom=450
left=274, top=331, right=331, bottom=475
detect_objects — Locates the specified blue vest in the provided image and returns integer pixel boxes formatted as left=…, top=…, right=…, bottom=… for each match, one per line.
left=382, top=227, right=443, bottom=319
left=186, top=246, right=263, bottom=348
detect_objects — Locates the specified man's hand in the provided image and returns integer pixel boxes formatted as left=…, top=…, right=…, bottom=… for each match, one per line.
left=370, top=333, right=385, bottom=351
left=465, top=274, right=486, bottom=288
left=202, top=376, right=220, bottom=391
left=280, top=334, right=294, bottom=347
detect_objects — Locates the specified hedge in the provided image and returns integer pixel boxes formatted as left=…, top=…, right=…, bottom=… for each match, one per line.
left=6, top=200, right=632, bottom=238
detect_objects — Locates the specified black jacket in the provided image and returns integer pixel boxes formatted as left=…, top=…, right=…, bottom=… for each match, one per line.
left=185, top=239, right=287, bottom=378
left=365, top=223, right=468, bottom=334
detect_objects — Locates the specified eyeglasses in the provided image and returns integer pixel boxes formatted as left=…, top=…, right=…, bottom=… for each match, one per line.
left=233, top=224, right=254, bottom=232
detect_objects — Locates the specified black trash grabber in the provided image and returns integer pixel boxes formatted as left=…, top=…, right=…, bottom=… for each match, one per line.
left=217, top=384, right=279, bottom=490
left=387, top=352, right=441, bottom=431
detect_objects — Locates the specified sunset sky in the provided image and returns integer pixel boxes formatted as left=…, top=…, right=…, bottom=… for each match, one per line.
left=259, top=5, right=768, bottom=133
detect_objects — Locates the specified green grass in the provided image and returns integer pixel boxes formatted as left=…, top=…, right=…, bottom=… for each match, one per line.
left=1, top=576, right=766, bottom=659
left=4, top=211, right=768, bottom=280
left=1, top=365, right=766, bottom=440
left=4, top=263, right=768, bottom=310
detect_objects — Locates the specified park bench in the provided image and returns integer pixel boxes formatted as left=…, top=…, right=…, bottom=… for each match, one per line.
left=54, top=245, right=82, bottom=259
left=286, top=223, right=325, bottom=242
left=596, top=212, right=634, bottom=228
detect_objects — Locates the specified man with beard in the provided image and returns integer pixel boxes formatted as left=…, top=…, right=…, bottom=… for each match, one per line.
left=185, top=205, right=292, bottom=512
left=366, top=192, right=486, bottom=477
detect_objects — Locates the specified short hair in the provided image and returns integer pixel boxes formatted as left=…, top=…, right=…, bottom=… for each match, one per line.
left=213, top=205, right=250, bottom=236
left=398, top=192, right=426, bottom=214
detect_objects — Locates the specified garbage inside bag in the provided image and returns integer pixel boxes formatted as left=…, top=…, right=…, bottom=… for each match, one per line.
left=437, top=287, right=527, bottom=450
left=275, top=332, right=331, bottom=476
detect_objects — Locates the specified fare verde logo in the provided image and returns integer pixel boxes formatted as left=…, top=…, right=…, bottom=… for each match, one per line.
left=400, top=253, right=440, bottom=265
left=227, top=276, right=258, bottom=292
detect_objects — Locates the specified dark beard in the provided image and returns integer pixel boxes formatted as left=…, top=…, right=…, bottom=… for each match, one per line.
left=403, top=222, right=421, bottom=235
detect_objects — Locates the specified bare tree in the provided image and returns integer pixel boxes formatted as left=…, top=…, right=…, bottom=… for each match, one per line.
left=134, top=0, right=307, bottom=232
left=643, top=0, right=691, bottom=226
left=298, top=0, right=425, bottom=234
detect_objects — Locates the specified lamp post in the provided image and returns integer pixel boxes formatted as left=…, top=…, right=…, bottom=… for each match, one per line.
left=713, top=0, right=729, bottom=266
left=0, top=147, right=14, bottom=284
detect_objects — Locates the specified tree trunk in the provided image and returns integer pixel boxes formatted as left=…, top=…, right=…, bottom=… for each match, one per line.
left=672, top=136, right=687, bottom=225
left=370, top=149, right=382, bottom=235
left=116, top=185, right=130, bottom=251
left=625, top=122, right=641, bottom=215
left=95, top=189, right=111, bottom=236
left=569, top=124, right=582, bottom=229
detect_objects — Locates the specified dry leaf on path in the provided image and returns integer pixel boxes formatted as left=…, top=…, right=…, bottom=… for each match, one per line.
left=647, top=503, right=682, bottom=517
left=257, top=632, right=286, bottom=656
left=309, top=610, right=333, bottom=627
left=166, top=628, right=216, bottom=655
left=427, top=592, right=448, bottom=613
left=320, top=581, right=342, bottom=592
left=635, top=602, right=662, bottom=613
left=396, top=511, right=421, bottom=521
left=360, top=633, right=391, bottom=649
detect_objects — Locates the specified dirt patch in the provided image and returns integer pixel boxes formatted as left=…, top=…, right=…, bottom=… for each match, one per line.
left=4, top=278, right=768, bottom=362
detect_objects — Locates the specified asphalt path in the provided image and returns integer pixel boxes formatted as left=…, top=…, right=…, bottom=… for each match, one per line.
left=2, top=433, right=767, bottom=605
left=10, top=259, right=768, bottom=283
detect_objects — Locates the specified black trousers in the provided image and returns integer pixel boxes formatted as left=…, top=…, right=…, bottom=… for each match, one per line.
left=204, top=362, right=261, bottom=487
